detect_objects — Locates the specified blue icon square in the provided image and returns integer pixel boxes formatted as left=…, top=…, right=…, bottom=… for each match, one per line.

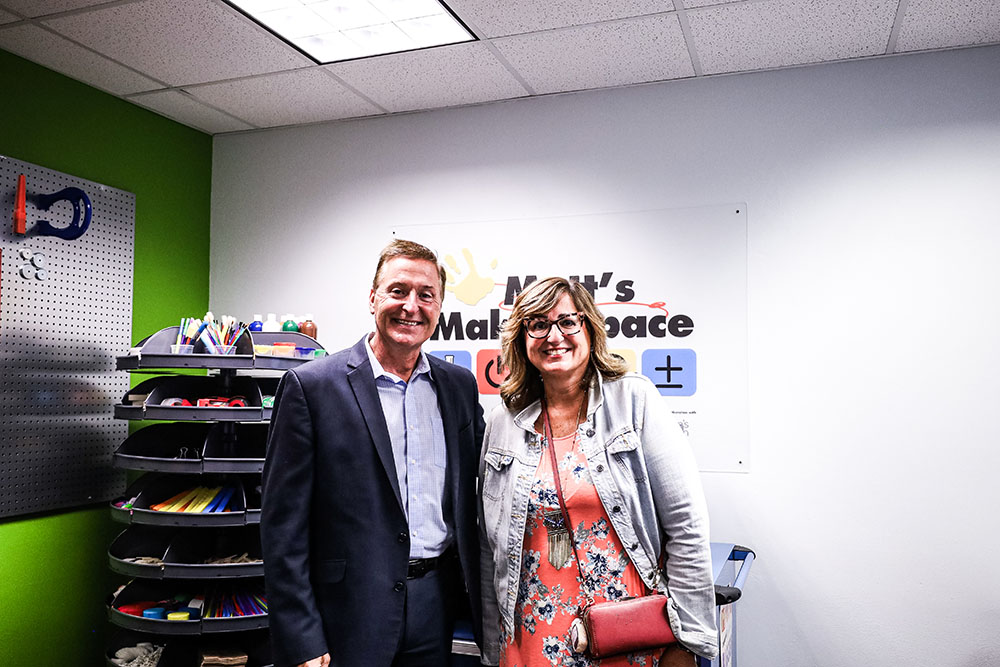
left=429, top=350, right=472, bottom=372
left=641, top=349, right=696, bottom=396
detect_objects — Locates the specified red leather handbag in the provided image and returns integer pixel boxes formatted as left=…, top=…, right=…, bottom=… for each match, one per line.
left=574, top=595, right=676, bottom=657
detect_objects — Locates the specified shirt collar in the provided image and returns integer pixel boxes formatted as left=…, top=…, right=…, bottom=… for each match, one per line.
left=365, top=333, right=433, bottom=383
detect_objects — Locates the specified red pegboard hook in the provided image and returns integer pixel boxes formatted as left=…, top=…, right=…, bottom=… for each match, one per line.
left=13, top=173, right=26, bottom=235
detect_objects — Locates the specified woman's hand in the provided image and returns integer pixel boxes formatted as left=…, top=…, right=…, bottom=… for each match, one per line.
left=298, top=654, right=331, bottom=667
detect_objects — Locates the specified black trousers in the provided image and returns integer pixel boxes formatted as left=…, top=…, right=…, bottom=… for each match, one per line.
left=391, top=566, right=458, bottom=667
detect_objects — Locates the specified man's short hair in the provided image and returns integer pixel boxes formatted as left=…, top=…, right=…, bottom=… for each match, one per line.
left=372, top=239, right=448, bottom=298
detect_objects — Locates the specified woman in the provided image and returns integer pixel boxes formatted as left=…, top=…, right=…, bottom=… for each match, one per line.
left=479, top=277, right=718, bottom=667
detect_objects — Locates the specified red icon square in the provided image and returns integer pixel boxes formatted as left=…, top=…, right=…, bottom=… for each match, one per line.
left=476, top=349, right=508, bottom=394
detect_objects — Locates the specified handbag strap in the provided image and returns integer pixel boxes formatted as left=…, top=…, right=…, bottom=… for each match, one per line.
left=543, top=397, right=666, bottom=599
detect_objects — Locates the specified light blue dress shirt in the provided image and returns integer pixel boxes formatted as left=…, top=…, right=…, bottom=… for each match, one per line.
left=365, top=336, right=450, bottom=558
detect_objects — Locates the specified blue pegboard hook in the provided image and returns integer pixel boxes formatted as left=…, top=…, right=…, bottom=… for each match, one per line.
left=31, top=187, right=92, bottom=240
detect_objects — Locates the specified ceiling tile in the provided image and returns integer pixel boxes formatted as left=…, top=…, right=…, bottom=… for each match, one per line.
left=128, top=89, right=255, bottom=134
left=0, top=23, right=162, bottom=94
left=688, top=0, right=898, bottom=75
left=43, top=0, right=311, bottom=86
left=682, top=0, right=737, bottom=7
left=1, top=0, right=112, bottom=18
left=185, top=68, right=383, bottom=128
left=445, top=0, right=669, bottom=37
left=328, top=42, right=528, bottom=113
left=895, top=0, right=1000, bottom=53
left=492, top=14, right=693, bottom=95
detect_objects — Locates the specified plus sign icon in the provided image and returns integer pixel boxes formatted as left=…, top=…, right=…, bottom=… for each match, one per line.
left=641, top=349, right=696, bottom=396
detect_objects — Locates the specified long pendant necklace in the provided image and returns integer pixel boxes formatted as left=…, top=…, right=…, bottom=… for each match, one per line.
left=541, top=392, right=587, bottom=570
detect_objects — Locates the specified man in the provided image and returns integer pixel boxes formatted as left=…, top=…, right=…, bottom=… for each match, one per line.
left=261, top=239, right=485, bottom=667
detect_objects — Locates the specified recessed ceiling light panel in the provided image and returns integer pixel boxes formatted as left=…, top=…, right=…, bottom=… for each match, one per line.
left=226, top=0, right=475, bottom=64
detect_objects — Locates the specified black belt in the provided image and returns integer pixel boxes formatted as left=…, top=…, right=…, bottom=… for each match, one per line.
left=407, top=549, right=455, bottom=579
left=407, top=556, right=441, bottom=579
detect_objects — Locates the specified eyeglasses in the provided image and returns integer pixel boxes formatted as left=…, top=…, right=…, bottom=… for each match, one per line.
left=524, top=313, right=586, bottom=339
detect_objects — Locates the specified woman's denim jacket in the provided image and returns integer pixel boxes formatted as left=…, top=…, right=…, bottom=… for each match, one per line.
left=478, top=373, right=719, bottom=664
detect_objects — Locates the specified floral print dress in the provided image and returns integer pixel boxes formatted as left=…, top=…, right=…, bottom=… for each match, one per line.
left=500, top=432, right=667, bottom=667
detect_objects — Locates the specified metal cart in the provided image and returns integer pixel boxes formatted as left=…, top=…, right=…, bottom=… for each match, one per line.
left=700, top=543, right=755, bottom=667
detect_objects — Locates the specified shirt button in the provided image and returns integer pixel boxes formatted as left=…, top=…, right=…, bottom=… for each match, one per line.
left=612, top=505, right=621, bottom=513
left=394, top=581, right=405, bottom=592
left=630, top=542, right=639, bottom=550
left=596, top=464, right=604, bottom=472
left=398, top=532, right=408, bottom=543
left=586, top=429, right=595, bottom=437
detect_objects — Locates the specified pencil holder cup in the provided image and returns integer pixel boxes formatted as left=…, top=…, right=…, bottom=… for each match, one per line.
left=170, top=344, right=194, bottom=355
left=211, top=345, right=237, bottom=355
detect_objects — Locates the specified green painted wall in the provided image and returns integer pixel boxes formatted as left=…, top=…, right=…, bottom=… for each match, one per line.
left=0, top=49, right=212, bottom=666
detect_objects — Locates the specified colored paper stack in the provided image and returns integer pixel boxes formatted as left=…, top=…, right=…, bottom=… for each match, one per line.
left=150, top=486, right=236, bottom=513
left=203, top=590, right=268, bottom=618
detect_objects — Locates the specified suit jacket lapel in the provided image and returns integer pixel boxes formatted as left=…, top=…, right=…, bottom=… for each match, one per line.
left=346, top=337, right=404, bottom=514
left=431, top=358, right=462, bottom=516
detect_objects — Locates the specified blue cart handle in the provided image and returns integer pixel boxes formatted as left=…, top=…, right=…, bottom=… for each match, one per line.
left=714, top=545, right=755, bottom=606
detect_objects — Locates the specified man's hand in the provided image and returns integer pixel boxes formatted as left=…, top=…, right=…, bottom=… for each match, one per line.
left=298, top=654, right=331, bottom=667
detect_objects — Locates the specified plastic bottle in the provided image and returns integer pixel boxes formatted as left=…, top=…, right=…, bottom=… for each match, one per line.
left=281, top=314, right=299, bottom=332
left=248, top=314, right=264, bottom=332
left=262, top=313, right=281, bottom=332
left=300, top=314, right=317, bottom=339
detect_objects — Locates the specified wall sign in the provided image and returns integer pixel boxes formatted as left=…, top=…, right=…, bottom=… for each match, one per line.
left=397, top=204, right=748, bottom=472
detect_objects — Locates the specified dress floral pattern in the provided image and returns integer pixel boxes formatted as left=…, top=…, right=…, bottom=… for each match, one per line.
left=500, top=432, right=666, bottom=667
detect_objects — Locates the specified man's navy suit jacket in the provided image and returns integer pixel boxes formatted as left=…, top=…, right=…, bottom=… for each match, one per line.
left=261, top=336, right=485, bottom=667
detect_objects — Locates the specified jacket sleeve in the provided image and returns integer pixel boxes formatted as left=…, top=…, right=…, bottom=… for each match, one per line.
left=261, top=370, right=329, bottom=667
left=636, top=378, right=719, bottom=660
left=478, top=415, right=501, bottom=666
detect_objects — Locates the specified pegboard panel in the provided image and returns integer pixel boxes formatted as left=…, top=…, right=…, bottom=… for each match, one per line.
left=0, top=155, right=132, bottom=518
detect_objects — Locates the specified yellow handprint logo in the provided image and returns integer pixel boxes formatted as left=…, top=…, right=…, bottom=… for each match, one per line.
left=444, top=248, right=498, bottom=306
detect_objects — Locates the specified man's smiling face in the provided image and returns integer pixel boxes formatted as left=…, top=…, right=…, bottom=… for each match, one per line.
left=369, top=256, right=443, bottom=357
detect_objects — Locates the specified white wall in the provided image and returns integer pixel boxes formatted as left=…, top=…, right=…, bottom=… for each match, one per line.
left=211, top=45, right=1000, bottom=666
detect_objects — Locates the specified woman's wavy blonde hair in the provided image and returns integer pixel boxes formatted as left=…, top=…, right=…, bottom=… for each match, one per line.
left=499, top=277, right=628, bottom=411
